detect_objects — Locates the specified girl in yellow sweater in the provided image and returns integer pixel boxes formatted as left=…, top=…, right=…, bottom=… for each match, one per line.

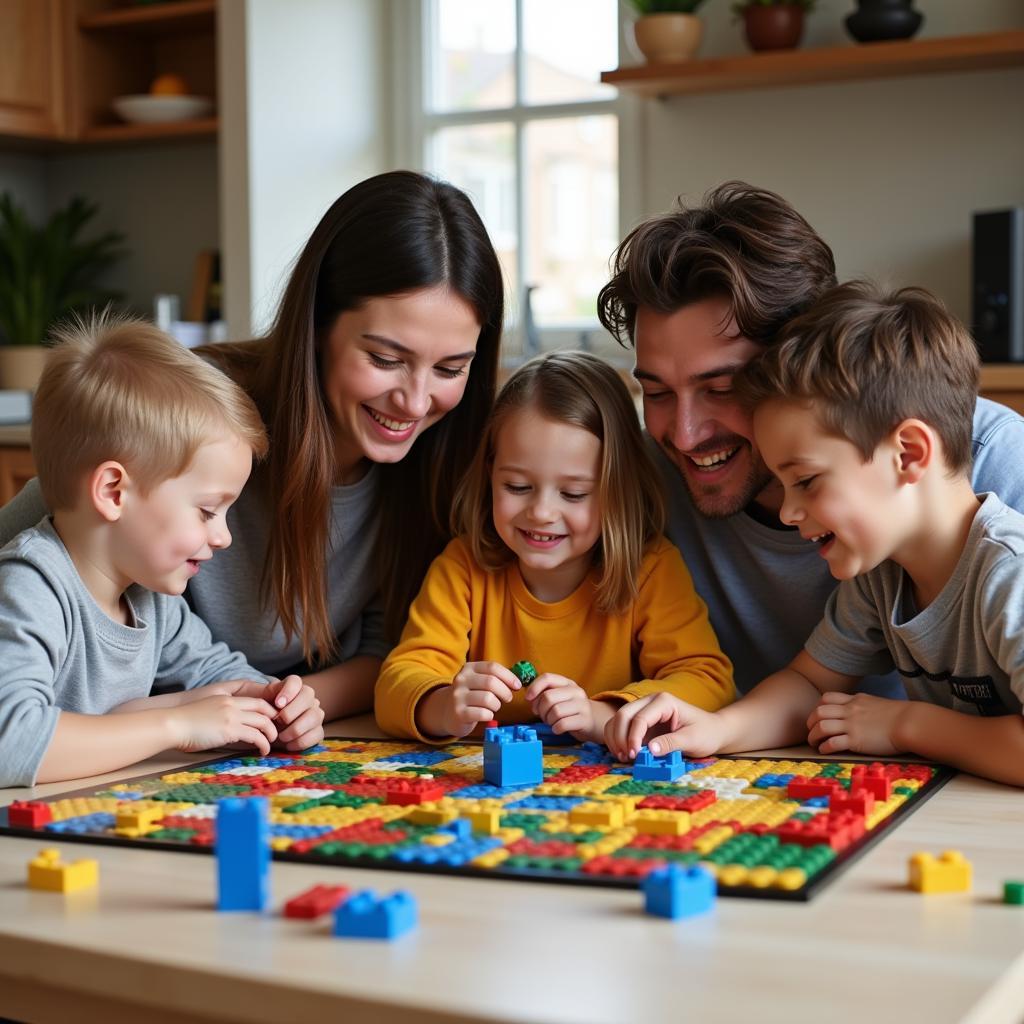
left=375, top=351, right=734, bottom=745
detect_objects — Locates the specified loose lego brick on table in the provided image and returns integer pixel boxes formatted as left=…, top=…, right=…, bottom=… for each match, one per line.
left=216, top=797, right=270, bottom=911
left=643, top=863, right=716, bottom=919
left=27, top=848, right=99, bottom=893
left=908, top=850, right=972, bottom=894
left=334, top=889, right=418, bottom=939
left=1003, top=881, right=1024, bottom=905
left=283, top=884, right=351, bottom=919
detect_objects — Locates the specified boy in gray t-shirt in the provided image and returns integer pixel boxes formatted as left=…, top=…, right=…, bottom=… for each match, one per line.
left=0, top=315, right=324, bottom=787
left=606, top=282, right=1024, bottom=787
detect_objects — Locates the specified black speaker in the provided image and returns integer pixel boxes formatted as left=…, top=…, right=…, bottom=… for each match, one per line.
left=972, top=208, right=1024, bottom=363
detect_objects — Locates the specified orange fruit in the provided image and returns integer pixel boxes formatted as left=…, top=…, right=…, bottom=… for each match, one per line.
left=150, top=73, right=188, bottom=96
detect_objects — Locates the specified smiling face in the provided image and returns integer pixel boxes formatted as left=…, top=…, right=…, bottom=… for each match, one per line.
left=490, top=407, right=603, bottom=602
left=754, top=398, right=908, bottom=580
left=320, top=285, right=482, bottom=483
left=115, top=432, right=253, bottom=595
left=633, top=297, right=778, bottom=518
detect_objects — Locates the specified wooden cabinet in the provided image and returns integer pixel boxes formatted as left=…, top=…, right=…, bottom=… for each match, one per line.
left=980, top=365, right=1024, bottom=417
left=0, top=0, right=66, bottom=139
left=0, top=445, right=35, bottom=505
left=0, top=0, right=217, bottom=146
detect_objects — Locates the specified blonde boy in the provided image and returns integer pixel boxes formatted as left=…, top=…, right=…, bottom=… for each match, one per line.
left=606, top=282, right=1024, bottom=787
left=0, top=315, right=323, bottom=787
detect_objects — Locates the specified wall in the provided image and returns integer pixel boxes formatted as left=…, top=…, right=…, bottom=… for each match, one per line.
left=220, top=0, right=390, bottom=338
left=635, top=0, right=1024, bottom=322
left=0, top=152, right=47, bottom=222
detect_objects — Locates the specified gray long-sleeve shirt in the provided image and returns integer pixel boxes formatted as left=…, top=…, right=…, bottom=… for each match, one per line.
left=0, top=518, right=271, bottom=786
left=0, top=466, right=390, bottom=676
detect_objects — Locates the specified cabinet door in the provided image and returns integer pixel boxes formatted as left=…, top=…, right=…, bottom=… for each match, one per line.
left=0, top=0, right=65, bottom=139
left=0, top=446, right=36, bottom=505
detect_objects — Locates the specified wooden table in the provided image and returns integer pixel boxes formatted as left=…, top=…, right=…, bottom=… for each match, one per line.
left=1, top=715, right=1022, bottom=1024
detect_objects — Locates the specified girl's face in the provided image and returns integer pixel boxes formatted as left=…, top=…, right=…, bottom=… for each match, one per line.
left=321, top=285, right=481, bottom=483
left=491, top=407, right=603, bottom=602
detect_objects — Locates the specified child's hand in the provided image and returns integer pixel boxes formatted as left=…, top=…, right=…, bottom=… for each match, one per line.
left=525, top=673, right=608, bottom=744
left=604, top=692, right=727, bottom=763
left=170, top=694, right=279, bottom=755
left=806, top=692, right=905, bottom=757
left=426, top=662, right=523, bottom=738
left=264, top=675, right=325, bottom=751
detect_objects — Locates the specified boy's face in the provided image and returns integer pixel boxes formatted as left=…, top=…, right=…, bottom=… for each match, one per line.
left=116, top=433, right=253, bottom=596
left=753, top=399, right=905, bottom=581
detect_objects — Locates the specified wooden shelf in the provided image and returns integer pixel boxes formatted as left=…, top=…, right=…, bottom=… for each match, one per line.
left=80, top=115, right=218, bottom=143
left=78, top=0, right=215, bottom=35
left=601, top=30, right=1024, bottom=97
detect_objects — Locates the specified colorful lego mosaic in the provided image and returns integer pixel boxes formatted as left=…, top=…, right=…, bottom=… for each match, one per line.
left=0, top=738, right=953, bottom=901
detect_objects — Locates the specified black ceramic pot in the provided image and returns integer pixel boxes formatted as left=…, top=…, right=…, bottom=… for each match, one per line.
left=845, top=0, right=923, bottom=43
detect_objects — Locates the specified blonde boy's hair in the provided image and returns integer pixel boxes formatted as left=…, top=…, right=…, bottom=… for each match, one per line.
left=734, top=281, right=980, bottom=475
left=32, top=312, right=269, bottom=510
left=452, top=350, right=665, bottom=615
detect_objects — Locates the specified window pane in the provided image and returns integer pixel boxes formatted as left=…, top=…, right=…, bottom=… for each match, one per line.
left=430, top=0, right=515, bottom=112
left=432, top=122, right=519, bottom=328
left=524, top=115, right=617, bottom=325
left=523, top=0, right=618, bottom=105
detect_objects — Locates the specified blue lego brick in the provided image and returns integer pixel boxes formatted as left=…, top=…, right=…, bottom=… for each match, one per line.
left=633, top=746, right=687, bottom=782
left=380, top=750, right=454, bottom=766
left=45, top=812, right=116, bottom=833
left=334, top=889, right=417, bottom=939
left=445, top=783, right=532, bottom=799
left=440, top=818, right=473, bottom=840
left=269, top=824, right=336, bottom=839
left=504, top=795, right=586, bottom=811
left=391, top=837, right=503, bottom=867
left=643, top=864, right=716, bottom=919
left=483, top=726, right=543, bottom=787
left=752, top=772, right=796, bottom=789
left=216, top=797, right=270, bottom=912
left=804, top=796, right=830, bottom=808
left=573, top=742, right=618, bottom=766
left=527, top=721, right=578, bottom=747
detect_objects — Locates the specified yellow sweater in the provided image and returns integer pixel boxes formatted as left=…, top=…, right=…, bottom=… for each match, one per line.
left=375, top=536, right=735, bottom=742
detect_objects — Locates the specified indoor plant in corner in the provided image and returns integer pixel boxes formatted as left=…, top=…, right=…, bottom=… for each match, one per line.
left=0, top=194, right=125, bottom=391
left=733, top=0, right=815, bottom=52
left=629, top=0, right=710, bottom=64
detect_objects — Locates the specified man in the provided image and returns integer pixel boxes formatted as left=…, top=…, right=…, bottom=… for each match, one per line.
left=597, top=181, right=1024, bottom=696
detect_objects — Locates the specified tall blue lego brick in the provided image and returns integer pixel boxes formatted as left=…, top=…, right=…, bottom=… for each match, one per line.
left=483, top=725, right=543, bottom=787
left=643, top=864, right=715, bottom=919
left=334, top=890, right=418, bottom=940
left=216, top=797, right=270, bottom=911
left=633, top=745, right=686, bottom=782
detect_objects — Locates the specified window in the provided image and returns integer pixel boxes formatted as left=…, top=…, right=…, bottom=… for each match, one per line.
left=397, top=0, right=633, bottom=361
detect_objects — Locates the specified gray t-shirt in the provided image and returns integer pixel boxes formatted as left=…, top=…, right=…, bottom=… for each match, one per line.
left=805, top=493, right=1024, bottom=716
left=0, top=518, right=271, bottom=786
left=658, top=397, right=1024, bottom=696
left=0, top=467, right=389, bottom=676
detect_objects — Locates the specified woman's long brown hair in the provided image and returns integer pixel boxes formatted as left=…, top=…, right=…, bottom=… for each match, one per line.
left=203, top=171, right=503, bottom=665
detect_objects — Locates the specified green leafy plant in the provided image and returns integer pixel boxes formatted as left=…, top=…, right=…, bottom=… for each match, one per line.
left=732, top=0, right=815, bottom=14
left=0, top=194, right=126, bottom=347
left=627, top=0, right=709, bottom=14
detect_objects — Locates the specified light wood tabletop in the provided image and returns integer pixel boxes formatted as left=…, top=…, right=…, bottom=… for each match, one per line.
left=1, top=715, right=1022, bottom=1024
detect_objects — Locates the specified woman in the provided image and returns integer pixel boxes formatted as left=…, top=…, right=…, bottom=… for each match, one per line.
left=0, top=170, right=504, bottom=721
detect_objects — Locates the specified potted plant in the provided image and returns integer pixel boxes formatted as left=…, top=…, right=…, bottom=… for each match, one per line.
left=733, top=0, right=815, bottom=52
left=628, top=0, right=710, bottom=64
left=0, top=194, right=125, bottom=391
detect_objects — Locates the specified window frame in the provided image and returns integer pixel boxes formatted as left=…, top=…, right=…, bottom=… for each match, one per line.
left=388, top=0, right=644, bottom=363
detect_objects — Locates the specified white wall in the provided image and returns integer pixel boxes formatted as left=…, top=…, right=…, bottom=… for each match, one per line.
left=634, top=0, right=1024, bottom=322
left=220, top=0, right=390, bottom=338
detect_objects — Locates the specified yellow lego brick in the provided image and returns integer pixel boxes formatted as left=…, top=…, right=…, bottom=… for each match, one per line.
left=407, top=802, right=459, bottom=826
left=472, top=848, right=510, bottom=869
left=569, top=801, right=627, bottom=828
left=775, top=868, right=807, bottom=891
left=747, top=866, right=778, bottom=888
left=115, top=804, right=166, bottom=831
left=27, top=849, right=99, bottom=893
left=48, top=797, right=123, bottom=822
left=908, top=850, right=972, bottom=894
left=494, top=827, right=525, bottom=844
left=421, top=833, right=456, bottom=847
left=270, top=837, right=295, bottom=851
left=714, top=864, right=748, bottom=887
left=634, top=810, right=691, bottom=836
left=692, top=825, right=734, bottom=856
left=159, top=772, right=208, bottom=785
left=466, top=808, right=503, bottom=834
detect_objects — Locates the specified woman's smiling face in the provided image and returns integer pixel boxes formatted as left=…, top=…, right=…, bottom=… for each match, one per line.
left=320, top=285, right=482, bottom=483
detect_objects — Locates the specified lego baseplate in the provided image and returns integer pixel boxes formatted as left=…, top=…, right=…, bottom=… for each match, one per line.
left=0, top=738, right=953, bottom=902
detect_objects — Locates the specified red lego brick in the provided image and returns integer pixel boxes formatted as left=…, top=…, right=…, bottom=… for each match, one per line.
left=830, top=789, right=875, bottom=816
left=638, top=790, right=717, bottom=812
left=849, top=764, right=892, bottom=801
left=7, top=801, right=52, bottom=828
left=581, top=855, right=666, bottom=878
left=786, top=776, right=845, bottom=800
left=385, top=779, right=444, bottom=805
left=284, top=884, right=351, bottom=919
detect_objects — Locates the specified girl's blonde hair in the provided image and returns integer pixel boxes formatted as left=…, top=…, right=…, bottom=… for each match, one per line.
left=452, top=350, right=665, bottom=615
left=32, top=312, right=268, bottom=511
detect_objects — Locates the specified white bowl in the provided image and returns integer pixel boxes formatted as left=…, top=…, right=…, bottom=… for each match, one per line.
left=111, top=95, right=213, bottom=124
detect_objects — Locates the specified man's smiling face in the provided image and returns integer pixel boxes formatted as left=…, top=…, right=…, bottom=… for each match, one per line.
left=633, top=296, right=777, bottom=518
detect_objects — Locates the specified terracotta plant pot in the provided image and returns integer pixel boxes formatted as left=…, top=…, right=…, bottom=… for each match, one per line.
left=633, top=13, right=704, bottom=63
left=743, top=5, right=806, bottom=52
left=0, top=346, right=48, bottom=392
